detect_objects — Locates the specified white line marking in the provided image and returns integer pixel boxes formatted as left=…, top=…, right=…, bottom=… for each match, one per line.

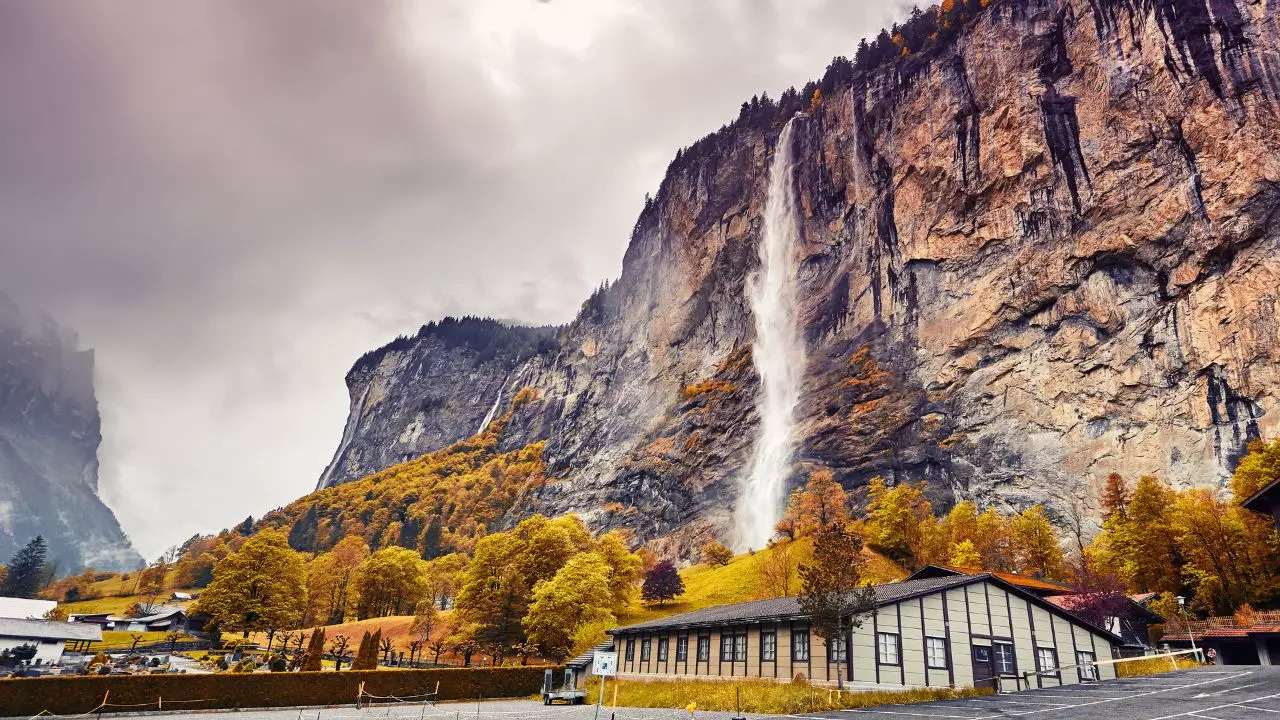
left=1000, top=670, right=1255, bottom=718
left=967, top=699, right=1070, bottom=706
left=844, top=707, right=993, bottom=712
left=1186, top=713, right=1228, bottom=720
left=1241, top=707, right=1280, bottom=714
left=1143, top=692, right=1280, bottom=720
left=1191, top=682, right=1264, bottom=698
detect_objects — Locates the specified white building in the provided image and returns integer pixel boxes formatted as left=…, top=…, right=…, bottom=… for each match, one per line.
left=0, top=617, right=101, bottom=666
left=0, top=596, right=57, bottom=619
left=611, top=574, right=1123, bottom=691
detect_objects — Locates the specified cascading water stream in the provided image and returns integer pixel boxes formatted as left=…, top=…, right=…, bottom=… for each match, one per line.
left=477, top=386, right=503, bottom=435
left=735, top=116, right=805, bottom=551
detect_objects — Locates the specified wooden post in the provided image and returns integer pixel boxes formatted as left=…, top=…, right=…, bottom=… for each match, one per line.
left=357, top=681, right=365, bottom=709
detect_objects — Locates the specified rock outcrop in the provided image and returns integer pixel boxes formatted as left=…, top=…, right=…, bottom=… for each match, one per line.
left=318, top=318, right=559, bottom=489
left=0, top=294, right=142, bottom=571
left=319, top=0, right=1280, bottom=559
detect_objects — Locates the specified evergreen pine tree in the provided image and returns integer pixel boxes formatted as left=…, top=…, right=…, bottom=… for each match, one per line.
left=0, top=536, right=48, bottom=598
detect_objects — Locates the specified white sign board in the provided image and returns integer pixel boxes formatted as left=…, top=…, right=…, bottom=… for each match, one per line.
left=593, top=650, right=618, bottom=677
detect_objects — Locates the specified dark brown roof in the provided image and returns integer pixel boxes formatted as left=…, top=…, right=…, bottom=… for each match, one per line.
left=614, top=575, right=982, bottom=633
left=1243, top=478, right=1280, bottom=513
left=611, top=573, right=1125, bottom=644
left=907, top=565, right=1071, bottom=594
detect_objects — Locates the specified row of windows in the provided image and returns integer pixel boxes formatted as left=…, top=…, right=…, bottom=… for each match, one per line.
left=627, top=630, right=929, bottom=667
left=624, top=628, right=818, bottom=664
left=626, top=632, right=1097, bottom=679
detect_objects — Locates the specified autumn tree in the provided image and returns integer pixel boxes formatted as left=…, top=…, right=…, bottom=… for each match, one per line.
left=1010, top=506, right=1066, bottom=579
left=423, top=553, right=467, bottom=609
left=455, top=515, right=593, bottom=658
left=641, top=560, right=685, bottom=605
left=1231, top=438, right=1280, bottom=501
left=306, top=535, right=369, bottom=624
left=973, top=508, right=1015, bottom=571
left=779, top=468, right=851, bottom=539
left=1090, top=475, right=1182, bottom=594
left=355, top=546, right=427, bottom=618
left=798, top=524, right=876, bottom=690
left=593, top=531, right=645, bottom=610
left=1101, top=473, right=1130, bottom=519
left=410, top=599, right=440, bottom=649
left=525, top=553, right=616, bottom=661
left=808, top=88, right=823, bottom=112
left=759, top=541, right=797, bottom=597
left=701, top=540, right=733, bottom=567
left=196, top=530, right=307, bottom=634
left=948, top=539, right=982, bottom=567
left=865, top=477, right=934, bottom=568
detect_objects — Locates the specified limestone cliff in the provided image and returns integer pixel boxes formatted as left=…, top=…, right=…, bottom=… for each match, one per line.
left=0, top=294, right=142, bottom=571
left=319, top=0, right=1280, bottom=559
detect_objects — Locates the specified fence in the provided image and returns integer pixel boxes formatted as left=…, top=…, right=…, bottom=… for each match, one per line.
left=0, top=666, right=551, bottom=717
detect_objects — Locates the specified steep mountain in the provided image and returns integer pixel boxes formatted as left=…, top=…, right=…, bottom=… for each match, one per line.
left=0, top=294, right=142, bottom=572
left=317, top=0, right=1280, bottom=560
left=317, top=318, right=559, bottom=489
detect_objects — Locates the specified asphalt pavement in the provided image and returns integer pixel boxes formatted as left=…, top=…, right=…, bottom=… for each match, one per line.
left=797, top=666, right=1280, bottom=720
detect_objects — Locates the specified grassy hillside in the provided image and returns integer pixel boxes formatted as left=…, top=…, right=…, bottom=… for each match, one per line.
left=616, top=539, right=906, bottom=626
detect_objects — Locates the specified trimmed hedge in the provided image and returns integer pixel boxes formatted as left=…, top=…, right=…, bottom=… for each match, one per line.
left=0, top=666, right=552, bottom=716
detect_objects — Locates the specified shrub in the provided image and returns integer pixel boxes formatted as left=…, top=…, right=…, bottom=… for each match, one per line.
left=0, top=667, right=549, bottom=715
left=700, top=541, right=733, bottom=567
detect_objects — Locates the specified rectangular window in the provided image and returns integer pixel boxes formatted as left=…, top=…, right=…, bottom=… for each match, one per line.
left=676, top=636, right=688, bottom=662
left=640, top=638, right=651, bottom=662
left=877, top=632, right=900, bottom=665
left=697, top=635, right=710, bottom=662
left=830, top=637, right=847, bottom=663
left=721, top=634, right=734, bottom=662
left=761, top=631, right=777, bottom=662
left=625, top=638, right=634, bottom=662
left=1036, top=647, right=1058, bottom=673
left=734, top=634, right=747, bottom=662
left=994, top=643, right=1016, bottom=675
left=1076, top=651, right=1098, bottom=682
left=926, top=637, right=947, bottom=669
left=792, top=629, right=810, bottom=662
left=658, top=638, right=669, bottom=662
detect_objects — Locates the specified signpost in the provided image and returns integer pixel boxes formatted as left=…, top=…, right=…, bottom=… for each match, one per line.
left=592, top=650, right=618, bottom=720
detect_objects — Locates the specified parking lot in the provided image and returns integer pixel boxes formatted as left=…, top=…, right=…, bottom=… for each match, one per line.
left=800, top=666, right=1280, bottom=720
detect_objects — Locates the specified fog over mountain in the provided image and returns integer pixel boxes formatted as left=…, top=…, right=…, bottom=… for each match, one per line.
left=0, top=0, right=902, bottom=557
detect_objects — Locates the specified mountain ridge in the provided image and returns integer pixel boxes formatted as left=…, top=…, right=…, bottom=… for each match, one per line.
left=0, top=293, right=142, bottom=572
left=313, top=0, right=1280, bottom=560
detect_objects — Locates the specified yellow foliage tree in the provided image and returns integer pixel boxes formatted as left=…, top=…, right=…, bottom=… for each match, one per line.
left=196, top=530, right=307, bottom=634
left=1010, top=507, right=1066, bottom=579
left=354, top=546, right=428, bottom=619
left=524, top=553, right=617, bottom=660
left=305, top=535, right=369, bottom=625
left=949, top=539, right=982, bottom=567
left=865, top=477, right=934, bottom=568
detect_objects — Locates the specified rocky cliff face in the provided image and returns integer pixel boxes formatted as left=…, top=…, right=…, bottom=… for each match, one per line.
left=321, top=0, right=1280, bottom=559
left=0, top=295, right=142, bottom=572
left=318, top=318, right=559, bottom=489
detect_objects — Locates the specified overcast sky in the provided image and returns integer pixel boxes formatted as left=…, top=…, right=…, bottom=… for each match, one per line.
left=0, top=0, right=903, bottom=560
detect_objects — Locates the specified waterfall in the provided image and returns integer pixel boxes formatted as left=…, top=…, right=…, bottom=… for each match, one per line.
left=735, top=116, right=805, bottom=551
left=477, top=386, right=503, bottom=435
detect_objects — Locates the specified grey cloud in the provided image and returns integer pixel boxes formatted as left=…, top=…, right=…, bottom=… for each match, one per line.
left=0, top=0, right=901, bottom=557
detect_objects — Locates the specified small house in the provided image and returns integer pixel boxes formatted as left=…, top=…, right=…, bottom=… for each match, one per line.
left=0, top=618, right=102, bottom=666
